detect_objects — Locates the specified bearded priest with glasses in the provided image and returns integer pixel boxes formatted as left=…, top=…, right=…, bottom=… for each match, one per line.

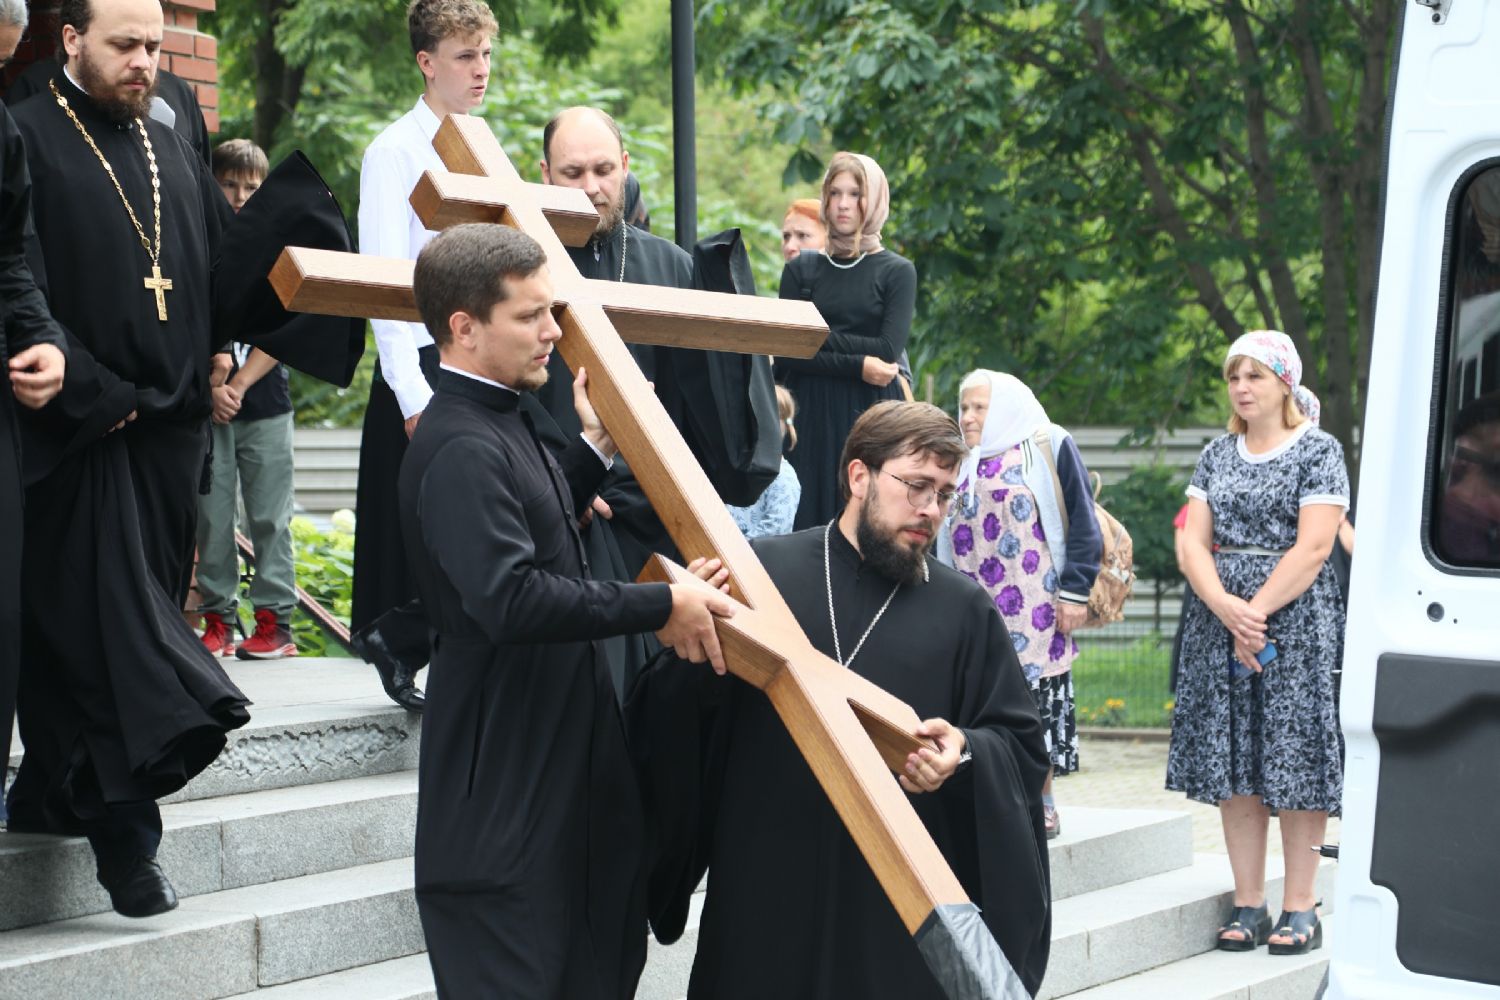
left=630, top=401, right=1054, bottom=1000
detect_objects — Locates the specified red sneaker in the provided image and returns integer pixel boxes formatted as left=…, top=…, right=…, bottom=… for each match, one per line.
left=200, top=612, right=236, bottom=657
left=235, top=609, right=297, bottom=660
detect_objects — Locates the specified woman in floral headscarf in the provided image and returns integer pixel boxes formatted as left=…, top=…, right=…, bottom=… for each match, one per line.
left=1168, top=331, right=1349, bottom=959
left=944, top=370, right=1101, bottom=839
left=777, top=152, right=917, bottom=529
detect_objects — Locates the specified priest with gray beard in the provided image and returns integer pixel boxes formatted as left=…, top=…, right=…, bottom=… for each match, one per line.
left=531, top=105, right=781, bottom=699
left=630, top=401, right=1055, bottom=999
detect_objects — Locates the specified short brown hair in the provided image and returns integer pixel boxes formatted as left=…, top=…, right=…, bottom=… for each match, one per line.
left=407, top=0, right=497, bottom=56
left=211, top=139, right=269, bottom=182
left=1222, top=355, right=1306, bottom=434
left=413, top=224, right=546, bottom=346
left=839, top=401, right=968, bottom=501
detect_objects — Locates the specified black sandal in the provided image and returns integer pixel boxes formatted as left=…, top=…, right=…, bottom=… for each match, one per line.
left=1267, top=905, right=1323, bottom=955
left=1217, top=902, right=1271, bottom=952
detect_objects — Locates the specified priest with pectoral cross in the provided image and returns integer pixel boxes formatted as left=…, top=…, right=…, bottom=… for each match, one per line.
left=4, top=0, right=362, bottom=919
left=631, top=402, right=1054, bottom=999
left=531, top=106, right=782, bottom=698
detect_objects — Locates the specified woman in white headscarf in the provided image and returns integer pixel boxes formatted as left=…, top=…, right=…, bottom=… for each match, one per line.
left=944, top=370, right=1101, bottom=839
left=1169, top=331, right=1349, bottom=958
left=777, top=152, right=917, bottom=530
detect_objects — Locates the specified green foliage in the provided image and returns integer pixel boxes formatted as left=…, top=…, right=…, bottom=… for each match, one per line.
left=1100, top=463, right=1187, bottom=588
left=1074, top=636, right=1174, bottom=729
left=287, top=515, right=354, bottom=655
left=698, top=0, right=1395, bottom=459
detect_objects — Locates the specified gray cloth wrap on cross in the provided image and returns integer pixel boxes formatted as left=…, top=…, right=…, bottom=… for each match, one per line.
left=915, top=903, right=1033, bottom=1000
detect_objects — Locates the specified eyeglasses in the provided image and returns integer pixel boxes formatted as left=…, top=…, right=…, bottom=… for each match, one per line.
left=880, top=470, right=964, bottom=511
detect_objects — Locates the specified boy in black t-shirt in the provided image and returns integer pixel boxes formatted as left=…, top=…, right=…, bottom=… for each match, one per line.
left=197, top=139, right=298, bottom=659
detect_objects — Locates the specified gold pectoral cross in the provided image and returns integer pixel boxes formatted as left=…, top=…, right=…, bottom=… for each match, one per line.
left=144, top=264, right=173, bottom=322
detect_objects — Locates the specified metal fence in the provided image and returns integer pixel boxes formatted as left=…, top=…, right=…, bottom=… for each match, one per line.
left=1072, top=580, right=1184, bottom=730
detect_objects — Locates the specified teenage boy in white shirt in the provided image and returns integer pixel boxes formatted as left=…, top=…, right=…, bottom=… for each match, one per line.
left=349, top=0, right=497, bottom=712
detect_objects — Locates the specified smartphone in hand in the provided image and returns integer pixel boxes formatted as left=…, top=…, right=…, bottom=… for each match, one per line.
left=1230, top=640, right=1278, bottom=680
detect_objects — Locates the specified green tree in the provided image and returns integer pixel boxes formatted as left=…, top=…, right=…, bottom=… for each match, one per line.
left=1100, top=463, right=1187, bottom=633
left=700, top=0, right=1395, bottom=483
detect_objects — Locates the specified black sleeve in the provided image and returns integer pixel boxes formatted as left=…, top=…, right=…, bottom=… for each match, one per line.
left=417, top=436, right=674, bottom=647
left=819, top=256, right=917, bottom=363
left=946, top=589, right=1053, bottom=997
left=1055, top=435, right=1102, bottom=602
left=210, top=152, right=365, bottom=385
left=774, top=256, right=866, bottom=379
left=0, top=106, right=65, bottom=357
left=556, top=434, right=612, bottom=518
left=623, top=647, right=737, bottom=944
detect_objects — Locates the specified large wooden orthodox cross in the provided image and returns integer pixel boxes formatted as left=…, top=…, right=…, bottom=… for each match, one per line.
left=271, top=115, right=1024, bottom=1000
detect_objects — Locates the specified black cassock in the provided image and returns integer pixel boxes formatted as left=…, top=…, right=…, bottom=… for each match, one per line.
left=525, top=223, right=780, bottom=697
left=399, top=370, right=673, bottom=998
left=0, top=104, right=68, bottom=812
left=629, top=527, right=1054, bottom=999
left=5, top=72, right=361, bottom=839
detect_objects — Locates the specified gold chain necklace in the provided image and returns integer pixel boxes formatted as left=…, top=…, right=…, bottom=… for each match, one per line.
left=49, top=78, right=173, bottom=322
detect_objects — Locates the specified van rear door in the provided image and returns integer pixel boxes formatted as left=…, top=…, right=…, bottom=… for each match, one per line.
left=1331, top=2, right=1500, bottom=997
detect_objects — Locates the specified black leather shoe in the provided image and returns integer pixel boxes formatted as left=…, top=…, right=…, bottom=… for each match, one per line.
left=349, top=624, right=426, bottom=712
left=98, top=856, right=178, bottom=918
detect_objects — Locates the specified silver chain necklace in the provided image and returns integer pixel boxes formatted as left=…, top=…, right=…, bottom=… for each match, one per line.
left=592, top=223, right=629, bottom=281
left=821, top=250, right=866, bottom=270
left=824, top=520, right=901, bottom=668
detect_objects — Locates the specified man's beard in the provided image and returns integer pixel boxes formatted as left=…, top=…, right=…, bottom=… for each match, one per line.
left=594, top=191, right=625, bottom=237
left=855, top=490, right=932, bottom=587
left=74, top=47, right=155, bottom=122
left=516, top=365, right=549, bottom=393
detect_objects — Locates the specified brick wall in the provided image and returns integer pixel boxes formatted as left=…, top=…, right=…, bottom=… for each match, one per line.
left=3, top=1, right=219, bottom=132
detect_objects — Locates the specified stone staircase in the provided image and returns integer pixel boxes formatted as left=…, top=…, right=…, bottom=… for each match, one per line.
left=2, top=658, right=1331, bottom=999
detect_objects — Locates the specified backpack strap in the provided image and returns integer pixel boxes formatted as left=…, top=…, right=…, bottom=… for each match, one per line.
left=1032, top=426, right=1069, bottom=541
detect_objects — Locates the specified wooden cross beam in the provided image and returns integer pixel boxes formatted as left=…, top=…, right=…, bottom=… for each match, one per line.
left=269, top=115, right=1021, bottom=1000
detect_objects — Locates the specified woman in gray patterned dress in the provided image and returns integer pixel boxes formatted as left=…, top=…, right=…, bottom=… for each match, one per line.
left=1167, top=331, right=1348, bottom=957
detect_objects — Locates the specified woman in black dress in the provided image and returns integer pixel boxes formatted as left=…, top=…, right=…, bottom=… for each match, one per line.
left=777, top=152, right=917, bottom=529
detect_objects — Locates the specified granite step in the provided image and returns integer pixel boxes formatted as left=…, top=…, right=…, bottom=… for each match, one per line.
left=224, top=955, right=436, bottom=1000
left=1039, top=854, right=1338, bottom=999
left=633, top=805, right=1199, bottom=1000
left=6, top=659, right=423, bottom=805
left=1059, top=918, right=1333, bottom=999
left=0, top=771, right=417, bottom=932
left=0, top=858, right=421, bottom=1000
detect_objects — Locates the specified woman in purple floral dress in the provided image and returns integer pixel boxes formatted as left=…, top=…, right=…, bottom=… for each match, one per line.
left=944, top=370, right=1102, bottom=838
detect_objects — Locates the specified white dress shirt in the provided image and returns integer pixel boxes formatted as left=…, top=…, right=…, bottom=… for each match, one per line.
left=358, top=96, right=451, bottom=419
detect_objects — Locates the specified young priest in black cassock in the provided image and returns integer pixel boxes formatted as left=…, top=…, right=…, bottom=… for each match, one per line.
left=4, top=0, right=361, bottom=916
left=630, top=401, right=1055, bottom=999
left=399, top=223, right=734, bottom=998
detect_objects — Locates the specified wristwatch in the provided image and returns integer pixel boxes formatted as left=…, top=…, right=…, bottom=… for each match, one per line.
left=954, top=729, right=974, bottom=773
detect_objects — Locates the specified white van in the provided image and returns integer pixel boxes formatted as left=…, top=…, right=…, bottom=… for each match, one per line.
left=1330, top=1, right=1500, bottom=997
